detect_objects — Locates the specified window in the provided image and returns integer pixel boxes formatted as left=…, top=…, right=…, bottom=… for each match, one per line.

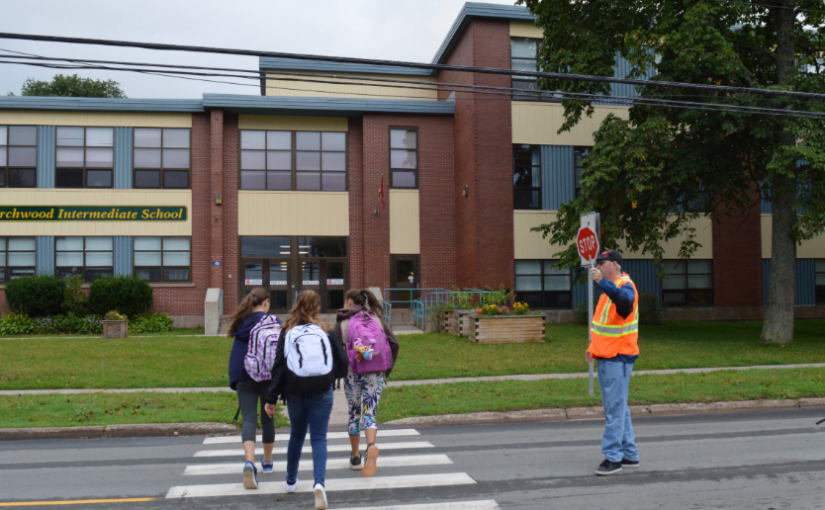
left=0, top=125, right=37, bottom=187
left=134, top=237, right=191, bottom=282
left=662, top=259, right=713, bottom=306
left=55, top=236, right=113, bottom=282
left=816, top=260, right=825, bottom=305
left=511, top=38, right=539, bottom=100
left=0, top=237, right=36, bottom=283
left=390, top=128, right=417, bottom=188
left=240, top=130, right=346, bottom=191
left=56, top=127, right=114, bottom=188
left=513, top=145, right=541, bottom=209
left=573, top=147, right=591, bottom=198
left=134, top=128, right=190, bottom=189
left=515, top=260, right=572, bottom=309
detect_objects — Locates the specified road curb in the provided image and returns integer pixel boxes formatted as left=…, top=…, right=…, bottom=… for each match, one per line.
left=0, top=422, right=238, bottom=441
left=383, top=398, right=825, bottom=426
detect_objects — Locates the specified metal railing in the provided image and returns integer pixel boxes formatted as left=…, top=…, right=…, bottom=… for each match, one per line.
left=383, top=288, right=500, bottom=330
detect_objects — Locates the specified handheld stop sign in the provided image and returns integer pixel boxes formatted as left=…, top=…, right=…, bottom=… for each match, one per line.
left=579, top=212, right=600, bottom=396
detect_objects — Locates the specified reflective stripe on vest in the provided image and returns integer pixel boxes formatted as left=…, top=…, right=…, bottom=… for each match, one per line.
left=588, top=273, right=640, bottom=358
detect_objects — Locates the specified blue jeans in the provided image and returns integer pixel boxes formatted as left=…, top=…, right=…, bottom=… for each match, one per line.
left=597, top=359, right=639, bottom=463
left=286, top=386, right=334, bottom=487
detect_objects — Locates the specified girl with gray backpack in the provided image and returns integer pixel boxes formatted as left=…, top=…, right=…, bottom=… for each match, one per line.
left=265, top=290, right=348, bottom=510
left=333, top=289, right=400, bottom=478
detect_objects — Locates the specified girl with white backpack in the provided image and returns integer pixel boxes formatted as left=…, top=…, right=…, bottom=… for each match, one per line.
left=333, top=289, right=400, bottom=478
left=265, top=290, right=348, bottom=510
left=227, top=287, right=282, bottom=490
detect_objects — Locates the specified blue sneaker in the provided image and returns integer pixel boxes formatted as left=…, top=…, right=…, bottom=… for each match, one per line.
left=243, top=461, right=258, bottom=489
left=261, top=456, right=274, bottom=474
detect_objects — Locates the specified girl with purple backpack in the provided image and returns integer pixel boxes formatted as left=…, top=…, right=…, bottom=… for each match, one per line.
left=333, top=289, right=400, bottom=478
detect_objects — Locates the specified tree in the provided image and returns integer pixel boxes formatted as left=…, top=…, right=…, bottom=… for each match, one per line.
left=521, top=0, right=825, bottom=344
left=20, top=74, right=126, bottom=98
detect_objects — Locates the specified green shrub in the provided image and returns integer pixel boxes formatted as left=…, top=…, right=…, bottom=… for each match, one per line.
left=89, top=277, right=153, bottom=317
left=0, top=312, right=36, bottom=335
left=62, top=274, right=89, bottom=315
left=639, top=290, right=664, bottom=326
left=4, top=276, right=65, bottom=316
left=129, top=313, right=174, bottom=333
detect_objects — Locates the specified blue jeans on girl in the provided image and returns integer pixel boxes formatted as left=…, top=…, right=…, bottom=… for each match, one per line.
left=285, top=386, right=334, bottom=487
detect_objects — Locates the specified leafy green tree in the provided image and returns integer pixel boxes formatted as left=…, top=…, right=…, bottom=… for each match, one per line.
left=522, top=0, right=825, bottom=344
left=20, top=74, right=126, bottom=98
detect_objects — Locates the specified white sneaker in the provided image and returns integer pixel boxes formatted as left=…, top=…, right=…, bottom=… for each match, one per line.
left=313, top=483, right=328, bottom=510
left=286, top=479, right=298, bottom=493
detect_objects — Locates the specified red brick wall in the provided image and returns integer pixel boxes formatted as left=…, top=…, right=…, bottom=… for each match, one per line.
left=712, top=187, right=763, bottom=307
left=347, top=117, right=365, bottom=289
left=221, top=115, right=239, bottom=314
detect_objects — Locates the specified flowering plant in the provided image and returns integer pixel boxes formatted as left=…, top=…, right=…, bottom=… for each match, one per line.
left=476, top=304, right=510, bottom=316
left=512, top=302, right=530, bottom=315
left=103, top=310, right=127, bottom=321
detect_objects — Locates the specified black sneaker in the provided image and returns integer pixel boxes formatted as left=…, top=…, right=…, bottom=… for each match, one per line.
left=595, top=459, right=623, bottom=476
left=350, top=455, right=363, bottom=471
left=621, top=458, right=640, bottom=468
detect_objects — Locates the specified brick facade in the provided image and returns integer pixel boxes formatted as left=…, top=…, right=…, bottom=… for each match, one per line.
left=712, top=188, right=764, bottom=307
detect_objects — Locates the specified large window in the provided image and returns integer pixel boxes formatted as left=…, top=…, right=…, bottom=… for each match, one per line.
left=134, top=128, right=190, bottom=189
left=390, top=128, right=417, bottom=189
left=56, top=127, right=114, bottom=188
left=134, top=237, right=191, bottom=282
left=0, top=237, right=36, bottom=283
left=55, top=236, right=113, bottom=282
left=662, top=259, right=713, bottom=306
left=511, top=38, right=540, bottom=100
left=573, top=147, right=591, bottom=198
left=816, top=260, right=825, bottom=305
left=0, top=125, right=37, bottom=187
left=240, top=130, right=346, bottom=191
left=515, top=260, right=572, bottom=309
left=513, top=145, right=541, bottom=209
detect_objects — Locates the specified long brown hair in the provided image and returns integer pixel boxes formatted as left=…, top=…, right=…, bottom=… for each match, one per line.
left=344, top=288, right=384, bottom=316
left=284, top=290, right=326, bottom=331
left=227, top=287, right=269, bottom=336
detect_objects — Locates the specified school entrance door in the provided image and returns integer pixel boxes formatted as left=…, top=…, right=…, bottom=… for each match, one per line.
left=389, top=255, right=419, bottom=308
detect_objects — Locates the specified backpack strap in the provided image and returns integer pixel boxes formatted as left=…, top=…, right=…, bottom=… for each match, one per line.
left=341, top=319, right=349, bottom=346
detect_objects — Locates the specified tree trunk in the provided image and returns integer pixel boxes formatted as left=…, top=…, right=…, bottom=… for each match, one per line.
left=761, top=1, right=798, bottom=345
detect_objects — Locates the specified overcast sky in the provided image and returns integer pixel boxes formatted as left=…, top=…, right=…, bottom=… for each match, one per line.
left=0, top=0, right=518, bottom=98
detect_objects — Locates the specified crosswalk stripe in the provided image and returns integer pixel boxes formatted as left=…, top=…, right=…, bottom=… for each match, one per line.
left=166, top=472, right=476, bottom=498
left=184, top=454, right=453, bottom=476
left=341, top=501, right=499, bottom=510
left=194, top=441, right=435, bottom=458
left=202, top=428, right=420, bottom=444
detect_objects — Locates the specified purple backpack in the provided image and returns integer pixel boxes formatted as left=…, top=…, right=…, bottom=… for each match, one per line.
left=346, top=311, right=393, bottom=374
left=244, top=314, right=283, bottom=382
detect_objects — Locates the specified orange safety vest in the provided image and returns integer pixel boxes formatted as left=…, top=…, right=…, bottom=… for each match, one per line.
left=587, top=273, right=639, bottom=359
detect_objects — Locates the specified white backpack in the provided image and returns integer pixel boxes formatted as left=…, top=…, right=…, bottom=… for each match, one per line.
left=284, top=323, right=334, bottom=393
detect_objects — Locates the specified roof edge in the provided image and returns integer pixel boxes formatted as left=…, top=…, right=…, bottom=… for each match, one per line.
left=0, top=96, right=204, bottom=113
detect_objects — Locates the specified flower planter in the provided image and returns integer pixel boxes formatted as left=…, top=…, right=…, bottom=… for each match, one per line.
left=440, top=310, right=467, bottom=335
left=457, top=310, right=475, bottom=337
left=102, top=320, right=128, bottom=339
left=468, top=313, right=545, bottom=344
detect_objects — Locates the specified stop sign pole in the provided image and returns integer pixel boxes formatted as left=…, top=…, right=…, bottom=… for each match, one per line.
left=578, top=212, right=600, bottom=397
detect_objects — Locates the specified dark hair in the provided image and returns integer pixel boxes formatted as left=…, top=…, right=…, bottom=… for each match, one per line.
left=284, top=290, right=326, bottom=331
left=344, top=289, right=384, bottom=316
left=227, top=287, right=269, bottom=336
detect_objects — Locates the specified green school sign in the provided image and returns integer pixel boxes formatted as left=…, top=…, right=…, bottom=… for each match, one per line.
left=0, top=206, right=187, bottom=221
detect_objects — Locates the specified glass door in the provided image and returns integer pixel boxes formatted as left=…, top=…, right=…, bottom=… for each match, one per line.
left=267, top=259, right=290, bottom=311
left=390, top=255, right=420, bottom=308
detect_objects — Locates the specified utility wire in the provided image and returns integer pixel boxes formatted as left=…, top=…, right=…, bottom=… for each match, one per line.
left=1, top=32, right=825, bottom=101
left=703, top=0, right=825, bottom=14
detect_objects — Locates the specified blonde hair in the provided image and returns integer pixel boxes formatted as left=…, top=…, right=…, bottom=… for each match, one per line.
left=284, top=290, right=327, bottom=331
left=228, top=287, right=269, bottom=336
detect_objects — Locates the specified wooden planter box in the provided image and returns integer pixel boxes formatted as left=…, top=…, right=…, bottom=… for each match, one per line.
left=456, top=310, right=475, bottom=337
left=440, top=310, right=456, bottom=334
left=102, top=320, right=128, bottom=339
left=468, top=314, right=545, bottom=344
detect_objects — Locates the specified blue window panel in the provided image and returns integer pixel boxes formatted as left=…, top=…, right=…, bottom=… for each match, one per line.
left=541, top=145, right=575, bottom=210
left=114, top=127, right=133, bottom=189
left=35, top=236, right=55, bottom=275
left=573, top=259, right=662, bottom=309
left=114, top=236, right=133, bottom=277
left=37, top=126, right=55, bottom=188
left=762, top=258, right=816, bottom=306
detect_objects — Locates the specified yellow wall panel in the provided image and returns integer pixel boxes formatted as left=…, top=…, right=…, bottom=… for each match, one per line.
left=510, top=21, right=543, bottom=39
left=390, top=190, right=420, bottom=254
left=512, top=102, right=630, bottom=146
left=616, top=216, right=713, bottom=259
left=264, top=73, right=437, bottom=101
left=761, top=214, right=825, bottom=258
left=0, top=189, right=192, bottom=235
left=0, top=111, right=192, bottom=127
left=238, top=191, right=349, bottom=236
left=238, top=115, right=348, bottom=131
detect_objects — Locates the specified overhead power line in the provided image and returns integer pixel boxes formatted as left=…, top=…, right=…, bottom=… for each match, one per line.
left=704, top=0, right=825, bottom=14
left=1, top=32, right=824, bottom=101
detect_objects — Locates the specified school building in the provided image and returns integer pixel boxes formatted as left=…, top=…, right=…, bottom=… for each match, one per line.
left=1, top=2, right=823, bottom=326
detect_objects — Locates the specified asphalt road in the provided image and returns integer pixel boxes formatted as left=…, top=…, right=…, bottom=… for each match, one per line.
left=1, top=408, right=823, bottom=509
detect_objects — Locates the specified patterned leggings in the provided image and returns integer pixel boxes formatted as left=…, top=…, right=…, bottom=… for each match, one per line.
left=345, top=372, right=385, bottom=436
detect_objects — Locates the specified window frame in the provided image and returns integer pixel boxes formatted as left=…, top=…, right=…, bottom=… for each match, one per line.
left=510, top=37, right=560, bottom=103
left=0, top=125, right=38, bottom=188
left=54, top=236, right=114, bottom=283
left=0, top=236, right=37, bottom=284
left=132, top=127, right=192, bottom=189
left=55, top=126, right=115, bottom=189
left=514, top=259, right=573, bottom=309
left=389, top=126, right=419, bottom=189
left=573, top=146, right=592, bottom=199
left=132, top=236, right=192, bottom=283
left=513, top=144, right=542, bottom=210
left=661, top=259, right=714, bottom=307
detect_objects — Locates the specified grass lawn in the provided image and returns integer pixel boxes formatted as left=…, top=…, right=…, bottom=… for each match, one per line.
left=378, top=367, right=825, bottom=422
left=0, top=391, right=288, bottom=429
left=0, top=321, right=823, bottom=390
